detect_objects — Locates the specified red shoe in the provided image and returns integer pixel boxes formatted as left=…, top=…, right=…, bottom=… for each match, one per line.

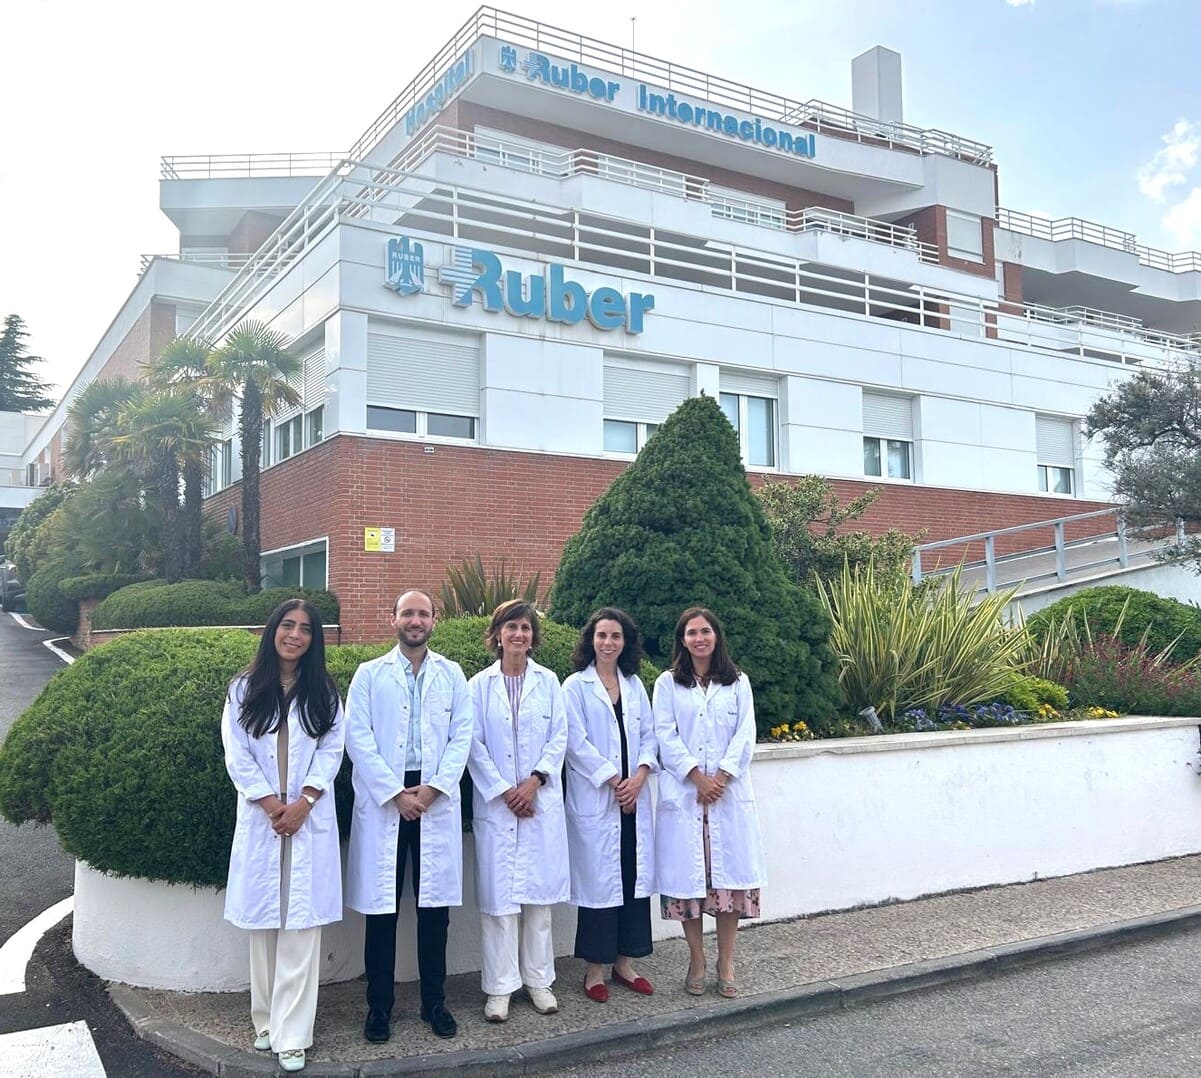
left=611, top=968, right=654, bottom=995
left=584, top=976, right=609, bottom=1003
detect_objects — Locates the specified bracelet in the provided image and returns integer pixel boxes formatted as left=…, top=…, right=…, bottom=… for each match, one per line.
left=301, top=793, right=316, bottom=807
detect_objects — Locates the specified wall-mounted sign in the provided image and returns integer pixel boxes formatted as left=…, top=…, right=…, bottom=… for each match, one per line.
left=384, top=236, right=655, bottom=334
left=498, top=44, right=817, bottom=161
left=404, top=50, right=475, bottom=137
left=364, top=527, right=395, bottom=553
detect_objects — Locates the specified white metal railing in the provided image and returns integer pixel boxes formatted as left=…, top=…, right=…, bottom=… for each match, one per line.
left=393, top=125, right=938, bottom=261
left=160, top=153, right=344, bottom=179
left=911, top=508, right=1184, bottom=596
left=138, top=252, right=256, bottom=273
left=185, top=158, right=1201, bottom=372
left=997, top=207, right=1201, bottom=275
left=348, top=6, right=993, bottom=166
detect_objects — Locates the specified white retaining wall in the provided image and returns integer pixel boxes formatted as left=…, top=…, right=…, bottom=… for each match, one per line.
left=73, top=716, right=1201, bottom=990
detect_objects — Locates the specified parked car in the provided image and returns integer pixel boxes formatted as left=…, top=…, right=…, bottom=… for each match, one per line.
left=0, top=561, right=25, bottom=611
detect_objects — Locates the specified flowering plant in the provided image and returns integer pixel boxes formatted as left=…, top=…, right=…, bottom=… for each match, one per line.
left=767, top=721, right=816, bottom=742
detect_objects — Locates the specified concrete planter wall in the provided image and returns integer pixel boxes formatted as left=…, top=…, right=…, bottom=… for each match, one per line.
left=73, top=716, right=1201, bottom=990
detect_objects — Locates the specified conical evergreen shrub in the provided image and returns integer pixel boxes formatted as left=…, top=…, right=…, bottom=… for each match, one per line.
left=550, top=394, right=839, bottom=731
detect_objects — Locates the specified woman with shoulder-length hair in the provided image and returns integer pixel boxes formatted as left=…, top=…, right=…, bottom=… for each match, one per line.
left=652, top=606, right=765, bottom=1000
left=221, top=599, right=345, bottom=1074
left=466, top=599, right=570, bottom=1024
left=563, top=607, right=658, bottom=1003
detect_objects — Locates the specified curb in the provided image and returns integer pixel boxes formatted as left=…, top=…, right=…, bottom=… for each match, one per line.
left=109, top=903, right=1201, bottom=1076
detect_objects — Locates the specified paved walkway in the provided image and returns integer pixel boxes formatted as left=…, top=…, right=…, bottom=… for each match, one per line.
left=113, top=855, right=1201, bottom=1076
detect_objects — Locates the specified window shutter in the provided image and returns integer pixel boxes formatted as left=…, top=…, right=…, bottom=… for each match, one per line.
left=303, top=348, right=326, bottom=409
left=720, top=370, right=779, bottom=398
left=1036, top=416, right=1075, bottom=466
left=603, top=364, right=690, bottom=423
left=367, top=331, right=480, bottom=415
left=862, top=391, right=913, bottom=439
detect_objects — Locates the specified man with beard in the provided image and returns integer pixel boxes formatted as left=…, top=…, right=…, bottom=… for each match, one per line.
left=345, top=590, right=473, bottom=1041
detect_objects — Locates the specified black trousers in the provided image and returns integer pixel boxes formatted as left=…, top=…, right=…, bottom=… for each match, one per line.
left=573, top=808, right=653, bottom=964
left=364, top=771, right=449, bottom=1013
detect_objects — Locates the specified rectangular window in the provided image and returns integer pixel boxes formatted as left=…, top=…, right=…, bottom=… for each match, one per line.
left=261, top=539, right=329, bottom=592
left=281, top=556, right=301, bottom=587
left=220, top=440, right=232, bottom=487
left=1036, top=415, right=1076, bottom=496
left=603, top=361, right=688, bottom=455
left=1037, top=465, right=1074, bottom=494
left=947, top=210, right=984, bottom=262
left=603, top=419, right=658, bottom=454
left=306, top=406, right=324, bottom=447
left=862, top=391, right=914, bottom=481
left=275, top=415, right=303, bottom=462
left=720, top=391, right=777, bottom=468
left=301, top=549, right=327, bottom=590
left=427, top=413, right=475, bottom=439
left=261, top=421, right=271, bottom=468
left=367, top=405, right=417, bottom=433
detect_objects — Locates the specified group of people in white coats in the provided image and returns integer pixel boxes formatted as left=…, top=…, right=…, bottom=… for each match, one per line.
left=220, top=593, right=767, bottom=1072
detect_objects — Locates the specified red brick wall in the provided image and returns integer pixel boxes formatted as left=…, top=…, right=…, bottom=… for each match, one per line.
left=896, top=205, right=995, bottom=281
left=206, top=435, right=1114, bottom=644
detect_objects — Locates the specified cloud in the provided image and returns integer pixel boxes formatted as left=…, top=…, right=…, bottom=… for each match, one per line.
left=1137, top=119, right=1200, bottom=201
left=1004, top=0, right=1034, bottom=6
left=1163, top=188, right=1201, bottom=248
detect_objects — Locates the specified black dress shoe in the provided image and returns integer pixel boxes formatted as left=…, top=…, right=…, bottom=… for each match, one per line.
left=364, top=1007, right=390, bottom=1043
left=420, top=1002, right=458, bottom=1039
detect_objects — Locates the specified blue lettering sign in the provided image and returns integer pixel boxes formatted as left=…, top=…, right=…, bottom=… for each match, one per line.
left=517, top=49, right=620, bottom=102
left=403, top=51, right=475, bottom=136
left=383, top=237, right=654, bottom=334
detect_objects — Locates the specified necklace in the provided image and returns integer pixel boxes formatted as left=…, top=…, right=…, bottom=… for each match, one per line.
left=281, top=674, right=298, bottom=694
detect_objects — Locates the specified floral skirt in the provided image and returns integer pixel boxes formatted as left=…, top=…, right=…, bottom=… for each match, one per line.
left=659, top=809, right=761, bottom=921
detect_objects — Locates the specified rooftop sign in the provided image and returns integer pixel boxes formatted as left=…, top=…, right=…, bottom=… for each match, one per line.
left=498, top=44, right=816, bottom=160
left=384, top=236, right=655, bottom=334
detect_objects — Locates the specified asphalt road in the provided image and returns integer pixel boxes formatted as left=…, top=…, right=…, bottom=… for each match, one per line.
left=560, top=926, right=1201, bottom=1077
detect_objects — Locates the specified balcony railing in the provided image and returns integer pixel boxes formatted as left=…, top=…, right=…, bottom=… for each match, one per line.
left=392, top=125, right=938, bottom=261
left=348, top=6, right=993, bottom=166
left=139, top=252, right=256, bottom=274
left=160, top=153, right=344, bottom=179
left=997, top=207, right=1201, bottom=275
left=185, top=157, right=1201, bottom=377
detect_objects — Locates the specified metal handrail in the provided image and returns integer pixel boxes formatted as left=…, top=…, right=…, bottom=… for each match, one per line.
left=138, top=252, right=256, bottom=273
left=160, top=152, right=344, bottom=179
left=997, top=206, right=1201, bottom=275
left=347, top=6, right=993, bottom=165
left=911, top=507, right=1183, bottom=595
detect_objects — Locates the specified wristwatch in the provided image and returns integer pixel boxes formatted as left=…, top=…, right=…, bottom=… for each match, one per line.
left=532, top=771, right=548, bottom=786
left=301, top=793, right=317, bottom=807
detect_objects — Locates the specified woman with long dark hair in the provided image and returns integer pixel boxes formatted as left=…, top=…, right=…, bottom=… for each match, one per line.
left=652, top=606, right=765, bottom=1000
left=564, top=607, right=658, bottom=1003
left=221, top=599, right=345, bottom=1073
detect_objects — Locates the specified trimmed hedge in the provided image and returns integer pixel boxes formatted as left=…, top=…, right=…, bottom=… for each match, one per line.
left=59, top=573, right=153, bottom=602
left=26, top=558, right=81, bottom=635
left=91, top=580, right=340, bottom=630
left=0, top=617, right=654, bottom=887
left=1026, top=586, right=1201, bottom=662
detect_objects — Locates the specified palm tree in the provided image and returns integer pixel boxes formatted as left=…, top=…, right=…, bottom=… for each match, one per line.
left=207, top=321, right=301, bottom=592
left=63, top=377, right=140, bottom=479
left=146, top=337, right=216, bottom=579
left=111, top=386, right=217, bottom=584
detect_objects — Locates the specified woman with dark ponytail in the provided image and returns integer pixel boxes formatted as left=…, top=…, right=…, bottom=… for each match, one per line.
left=221, top=599, right=345, bottom=1073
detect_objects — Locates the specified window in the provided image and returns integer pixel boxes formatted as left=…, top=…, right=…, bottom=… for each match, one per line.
left=862, top=391, right=914, bottom=481
left=367, top=328, right=480, bottom=441
left=603, top=361, right=689, bottom=455
left=603, top=419, right=659, bottom=454
left=427, top=413, right=476, bottom=439
left=206, top=439, right=233, bottom=496
left=946, top=210, right=984, bottom=262
left=275, top=415, right=303, bottom=461
left=366, top=406, right=475, bottom=439
left=261, top=421, right=271, bottom=468
left=720, top=393, right=776, bottom=467
left=261, top=539, right=328, bottom=591
left=1036, top=415, right=1076, bottom=496
left=306, top=406, right=324, bottom=447
left=367, top=405, right=416, bottom=433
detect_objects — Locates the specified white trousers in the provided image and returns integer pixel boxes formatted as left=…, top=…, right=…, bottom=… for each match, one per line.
left=479, top=905, right=555, bottom=995
left=249, top=926, right=322, bottom=1052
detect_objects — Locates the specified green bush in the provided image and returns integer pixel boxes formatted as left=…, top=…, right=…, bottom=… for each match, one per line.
left=1027, top=586, right=1201, bottom=663
left=438, top=555, right=544, bottom=617
left=59, top=573, right=153, bottom=602
left=91, top=580, right=340, bottom=630
left=26, top=557, right=81, bottom=635
left=997, top=674, right=1070, bottom=713
left=550, top=395, right=839, bottom=733
left=4, top=482, right=77, bottom=581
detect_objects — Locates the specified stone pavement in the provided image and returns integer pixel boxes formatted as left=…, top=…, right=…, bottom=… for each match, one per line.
left=111, top=855, right=1201, bottom=1076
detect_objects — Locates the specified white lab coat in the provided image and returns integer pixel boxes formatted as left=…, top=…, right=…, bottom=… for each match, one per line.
left=467, top=658, right=570, bottom=916
left=344, top=646, right=473, bottom=912
left=221, top=675, right=346, bottom=930
left=652, top=670, right=767, bottom=898
left=563, top=665, right=657, bottom=908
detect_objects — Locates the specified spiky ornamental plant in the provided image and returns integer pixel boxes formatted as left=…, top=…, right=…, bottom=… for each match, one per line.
left=550, top=394, right=840, bottom=732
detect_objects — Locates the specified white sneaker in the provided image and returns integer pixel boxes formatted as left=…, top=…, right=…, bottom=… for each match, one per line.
left=484, top=994, right=510, bottom=1022
left=253, top=1029, right=271, bottom=1051
left=526, top=986, right=559, bottom=1014
left=278, top=1048, right=305, bottom=1072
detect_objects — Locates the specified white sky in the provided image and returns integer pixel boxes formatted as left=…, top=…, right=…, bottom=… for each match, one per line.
left=3, top=0, right=1198, bottom=399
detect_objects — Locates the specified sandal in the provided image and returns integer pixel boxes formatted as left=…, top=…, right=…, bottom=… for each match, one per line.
left=717, top=977, right=737, bottom=998
left=685, top=971, right=706, bottom=996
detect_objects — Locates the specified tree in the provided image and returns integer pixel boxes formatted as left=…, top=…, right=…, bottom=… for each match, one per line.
left=64, top=377, right=140, bottom=479
left=1085, top=363, right=1201, bottom=565
left=756, top=476, right=920, bottom=586
left=0, top=315, right=54, bottom=412
left=4, top=481, right=77, bottom=581
left=550, top=394, right=841, bottom=731
left=146, top=337, right=217, bottom=579
left=207, top=321, right=301, bottom=592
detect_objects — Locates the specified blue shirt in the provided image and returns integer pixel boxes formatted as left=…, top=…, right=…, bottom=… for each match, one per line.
left=399, top=652, right=428, bottom=772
